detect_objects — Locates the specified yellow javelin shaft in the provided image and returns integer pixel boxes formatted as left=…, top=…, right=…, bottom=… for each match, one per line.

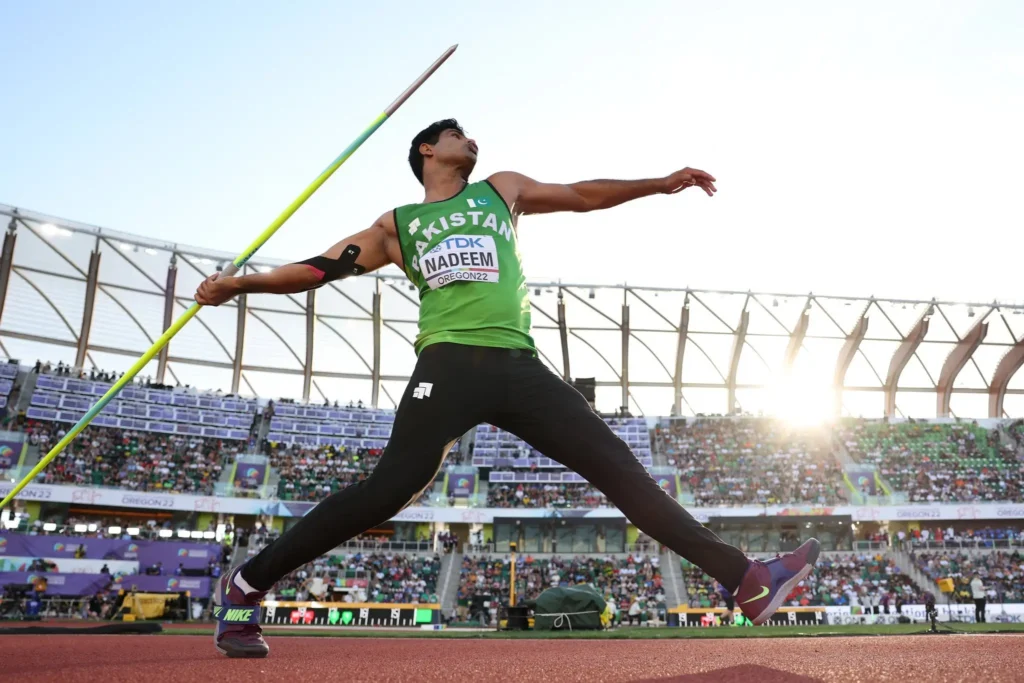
left=1, top=45, right=458, bottom=510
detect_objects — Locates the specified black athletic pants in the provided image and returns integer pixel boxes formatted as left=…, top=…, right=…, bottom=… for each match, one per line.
left=242, top=343, right=749, bottom=592
left=974, top=598, right=986, bottom=623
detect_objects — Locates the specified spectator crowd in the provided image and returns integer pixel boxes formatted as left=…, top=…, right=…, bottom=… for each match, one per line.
left=457, top=553, right=665, bottom=625
left=487, top=483, right=609, bottom=509
left=840, top=420, right=1022, bottom=503
left=267, top=552, right=441, bottom=605
left=656, top=418, right=843, bottom=507
left=18, top=420, right=234, bottom=495
left=913, top=550, right=1024, bottom=604
left=7, top=358, right=1024, bottom=510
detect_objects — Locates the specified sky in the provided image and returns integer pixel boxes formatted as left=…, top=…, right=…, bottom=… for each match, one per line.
left=1, top=1, right=1023, bottom=416
left=2, top=0, right=1022, bottom=301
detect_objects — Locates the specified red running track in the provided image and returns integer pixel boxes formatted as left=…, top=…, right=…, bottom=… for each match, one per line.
left=0, top=634, right=1020, bottom=682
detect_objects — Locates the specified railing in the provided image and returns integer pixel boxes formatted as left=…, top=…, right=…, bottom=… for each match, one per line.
left=626, top=542, right=662, bottom=556
left=0, top=596, right=89, bottom=619
left=906, top=539, right=1024, bottom=551
left=213, top=482, right=276, bottom=499
left=852, top=541, right=889, bottom=551
left=460, top=542, right=659, bottom=556
left=8, top=527, right=223, bottom=541
left=327, top=540, right=435, bottom=554
left=2, top=475, right=221, bottom=498
left=421, top=492, right=488, bottom=508
left=1, top=466, right=33, bottom=482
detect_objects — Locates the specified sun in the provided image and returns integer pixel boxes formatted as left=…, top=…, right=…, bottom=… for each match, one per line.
left=762, top=354, right=836, bottom=427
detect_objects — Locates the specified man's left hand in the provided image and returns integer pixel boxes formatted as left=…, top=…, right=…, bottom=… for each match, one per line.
left=661, top=168, right=717, bottom=197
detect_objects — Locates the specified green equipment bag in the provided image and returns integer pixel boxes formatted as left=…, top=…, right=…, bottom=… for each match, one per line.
left=522, top=585, right=608, bottom=631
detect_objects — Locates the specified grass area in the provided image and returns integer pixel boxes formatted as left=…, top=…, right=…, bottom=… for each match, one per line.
left=168, top=623, right=1024, bottom=639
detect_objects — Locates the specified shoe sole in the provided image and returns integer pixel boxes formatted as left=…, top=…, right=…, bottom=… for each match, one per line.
left=214, top=568, right=269, bottom=659
left=215, top=643, right=270, bottom=659
left=752, top=539, right=821, bottom=626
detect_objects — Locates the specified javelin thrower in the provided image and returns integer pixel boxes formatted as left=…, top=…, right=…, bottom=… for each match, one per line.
left=196, top=118, right=820, bottom=657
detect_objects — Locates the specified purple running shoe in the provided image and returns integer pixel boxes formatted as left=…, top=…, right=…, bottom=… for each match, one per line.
left=734, top=538, right=820, bottom=625
left=213, top=565, right=269, bottom=658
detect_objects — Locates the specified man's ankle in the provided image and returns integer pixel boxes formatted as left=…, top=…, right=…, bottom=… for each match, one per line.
left=233, top=568, right=263, bottom=595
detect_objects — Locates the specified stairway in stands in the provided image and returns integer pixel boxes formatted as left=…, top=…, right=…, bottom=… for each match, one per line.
left=10, top=368, right=38, bottom=415
left=661, top=548, right=688, bottom=608
left=438, top=551, right=462, bottom=616
left=887, top=546, right=933, bottom=594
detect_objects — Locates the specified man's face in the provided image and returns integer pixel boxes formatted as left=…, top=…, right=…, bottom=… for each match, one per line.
left=423, top=128, right=478, bottom=173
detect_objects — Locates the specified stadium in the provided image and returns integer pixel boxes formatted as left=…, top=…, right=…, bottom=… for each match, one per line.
left=2, top=5, right=1023, bottom=682
left=1, top=198, right=1023, bottom=679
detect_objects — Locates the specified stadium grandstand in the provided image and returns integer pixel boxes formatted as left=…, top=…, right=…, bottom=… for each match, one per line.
left=1, top=202, right=1023, bottom=633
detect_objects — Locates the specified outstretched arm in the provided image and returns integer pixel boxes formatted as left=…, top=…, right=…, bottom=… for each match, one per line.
left=488, top=168, right=716, bottom=216
left=194, top=212, right=399, bottom=306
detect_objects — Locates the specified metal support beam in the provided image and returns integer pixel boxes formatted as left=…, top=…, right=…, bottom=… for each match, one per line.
left=557, top=292, right=570, bottom=381
left=784, top=308, right=810, bottom=371
left=302, top=289, right=315, bottom=401
left=620, top=303, right=629, bottom=412
left=936, top=319, right=987, bottom=417
left=883, top=311, right=931, bottom=417
left=726, top=310, right=749, bottom=415
left=0, top=219, right=17, bottom=329
left=989, top=340, right=1024, bottom=418
left=371, top=286, right=382, bottom=409
left=156, top=256, right=177, bottom=384
left=75, top=246, right=101, bottom=370
left=231, top=293, right=247, bottom=394
left=833, top=313, right=869, bottom=415
left=672, top=304, right=689, bottom=416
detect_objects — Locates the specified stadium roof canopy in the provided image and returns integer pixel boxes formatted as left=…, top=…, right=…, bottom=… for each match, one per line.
left=2, top=203, right=1023, bottom=419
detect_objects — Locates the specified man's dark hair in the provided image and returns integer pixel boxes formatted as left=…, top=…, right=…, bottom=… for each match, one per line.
left=408, top=118, right=464, bottom=184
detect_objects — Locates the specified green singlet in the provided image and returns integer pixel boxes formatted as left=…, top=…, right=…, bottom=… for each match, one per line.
left=393, top=180, right=535, bottom=355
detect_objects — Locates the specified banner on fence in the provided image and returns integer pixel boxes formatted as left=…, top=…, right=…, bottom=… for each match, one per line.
left=0, top=556, right=138, bottom=575
left=110, top=574, right=211, bottom=599
left=823, top=603, right=1024, bottom=624
left=0, top=534, right=221, bottom=569
left=0, top=438, right=26, bottom=470
left=260, top=601, right=440, bottom=627
left=446, top=473, right=478, bottom=499
left=666, top=606, right=825, bottom=628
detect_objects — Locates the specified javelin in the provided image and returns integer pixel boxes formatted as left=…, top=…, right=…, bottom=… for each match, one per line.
left=0, top=45, right=458, bottom=510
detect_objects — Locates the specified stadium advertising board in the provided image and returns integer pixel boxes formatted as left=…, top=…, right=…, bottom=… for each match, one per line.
left=260, top=601, right=440, bottom=628
left=0, top=482, right=251, bottom=513
left=2, top=482, right=1024, bottom=521
left=655, top=474, right=680, bottom=499
left=824, top=604, right=1024, bottom=624
left=446, top=472, right=477, bottom=499
left=0, top=556, right=138, bottom=575
left=667, top=606, right=825, bottom=628
left=0, top=439, right=26, bottom=470
left=846, top=469, right=877, bottom=496
left=0, top=534, right=221, bottom=570
left=0, top=571, right=212, bottom=598
left=232, top=462, right=269, bottom=489
left=0, top=571, right=112, bottom=596
left=110, top=574, right=211, bottom=598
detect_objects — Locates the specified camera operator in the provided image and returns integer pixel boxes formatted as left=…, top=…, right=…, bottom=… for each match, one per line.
left=1, top=584, right=31, bottom=619
left=715, top=581, right=735, bottom=626
left=25, top=576, right=47, bottom=618
left=924, top=591, right=938, bottom=633
left=970, top=573, right=986, bottom=624
left=86, top=590, right=112, bottom=620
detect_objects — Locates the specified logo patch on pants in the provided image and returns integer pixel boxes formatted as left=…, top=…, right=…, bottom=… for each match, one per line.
left=412, top=382, right=433, bottom=399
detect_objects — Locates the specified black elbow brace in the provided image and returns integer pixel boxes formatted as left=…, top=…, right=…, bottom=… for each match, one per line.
left=296, top=245, right=366, bottom=283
